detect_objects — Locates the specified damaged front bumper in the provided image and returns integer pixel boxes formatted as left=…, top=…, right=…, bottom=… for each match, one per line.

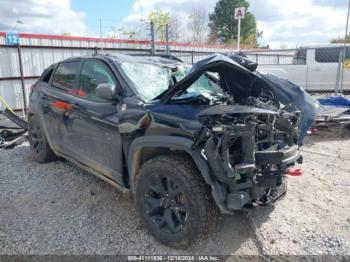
left=196, top=107, right=302, bottom=213
left=255, top=144, right=300, bottom=166
left=225, top=145, right=299, bottom=211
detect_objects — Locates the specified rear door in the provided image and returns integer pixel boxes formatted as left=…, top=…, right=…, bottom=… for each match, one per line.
left=40, top=60, right=82, bottom=154
left=62, top=59, right=123, bottom=184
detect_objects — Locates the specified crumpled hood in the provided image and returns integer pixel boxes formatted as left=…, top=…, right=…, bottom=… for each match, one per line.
left=259, top=73, right=320, bottom=142
left=160, top=53, right=319, bottom=143
left=160, top=54, right=258, bottom=103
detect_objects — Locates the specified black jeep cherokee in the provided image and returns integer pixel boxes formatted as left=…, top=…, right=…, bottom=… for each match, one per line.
left=28, top=53, right=318, bottom=247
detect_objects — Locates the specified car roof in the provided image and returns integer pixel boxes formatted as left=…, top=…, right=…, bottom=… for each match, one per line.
left=60, top=53, right=184, bottom=66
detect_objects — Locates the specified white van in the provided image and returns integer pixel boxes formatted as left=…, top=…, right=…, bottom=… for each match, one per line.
left=257, top=45, right=349, bottom=91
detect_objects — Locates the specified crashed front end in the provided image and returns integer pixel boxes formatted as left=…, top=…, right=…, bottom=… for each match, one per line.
left=158, top=54, right=318, bottom=213
left=194, top=105, right=303, bottom=211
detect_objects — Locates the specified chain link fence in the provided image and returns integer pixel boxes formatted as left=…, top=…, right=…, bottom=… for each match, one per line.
left=243, top=46, right=350, bottom=94
left=176, top=46, right=350, bottom=94
left=1, top=32, right=349, bottom=112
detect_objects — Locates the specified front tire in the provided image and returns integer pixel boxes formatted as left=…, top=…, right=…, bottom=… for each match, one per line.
left=28, top=115, right=56, bottom=163
left=135, top=154, right=217, bottom=248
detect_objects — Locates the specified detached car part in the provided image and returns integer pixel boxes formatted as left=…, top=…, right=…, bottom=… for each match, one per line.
left=0, top=97, right=28, bottom=149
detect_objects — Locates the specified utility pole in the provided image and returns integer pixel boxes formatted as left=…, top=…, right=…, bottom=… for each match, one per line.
left=335, top=49, right=344, bottom=95
left=165, top=24, right=170, bottom=55
left=99, top=18, right=103, bottom=51
left=10, top=20, right=26, bottom=114
left=17, top=43, right=26, bottom=115
left=340, top=0, right=350, bottom=94
left=150, top=21, right=156, bottom=54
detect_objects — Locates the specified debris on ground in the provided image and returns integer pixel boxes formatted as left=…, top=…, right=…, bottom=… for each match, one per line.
left=0, top=96, right=28, bottom=149
left=313, top=96, right=350, bottom=131
left=317, top=95, right=350, bottom=108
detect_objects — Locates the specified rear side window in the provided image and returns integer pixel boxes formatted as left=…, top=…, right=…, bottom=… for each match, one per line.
left=52, top=62, right=80, bottom=89
left=40, top=67, right=54, bottom=83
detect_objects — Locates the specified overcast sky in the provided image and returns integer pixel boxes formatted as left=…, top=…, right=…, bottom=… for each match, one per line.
left=0, top=0, right=348, bottom=48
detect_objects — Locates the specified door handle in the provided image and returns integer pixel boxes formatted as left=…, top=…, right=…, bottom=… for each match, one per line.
left=71, top=103, right=94, bottom=117
left=312, top=67, right=321, bottom=72
left=71, top=103, right=82, bottom=110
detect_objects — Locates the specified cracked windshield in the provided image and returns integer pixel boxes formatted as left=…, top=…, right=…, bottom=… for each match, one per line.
left=120, top=62, right=223, bottom=102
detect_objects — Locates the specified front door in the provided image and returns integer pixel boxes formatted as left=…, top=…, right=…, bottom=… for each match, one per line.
left=62, top=59, right=123, bottom=184
left=41, top=60, right=82, bottom=155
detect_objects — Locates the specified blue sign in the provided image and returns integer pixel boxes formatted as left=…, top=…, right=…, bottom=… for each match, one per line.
left=6, top=32, right=20, bottom=45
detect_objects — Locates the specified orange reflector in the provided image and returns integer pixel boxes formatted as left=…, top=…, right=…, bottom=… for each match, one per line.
left=52, top=101, right=72, bottom=111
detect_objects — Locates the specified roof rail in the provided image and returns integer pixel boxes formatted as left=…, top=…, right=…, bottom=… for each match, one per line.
left=129, top=53, right=183, bottom=62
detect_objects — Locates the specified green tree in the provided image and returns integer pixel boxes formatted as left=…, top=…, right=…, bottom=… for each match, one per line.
left=208, top=0, right=257, bottom=46
left=330, top=35, right=350, bottom=44
left=149, top=10, right=171, bottom=41
left=109, top=27, right=136, bottom=40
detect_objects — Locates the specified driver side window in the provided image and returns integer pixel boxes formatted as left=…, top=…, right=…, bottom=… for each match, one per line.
left=79, top=60, right=115, bottom=101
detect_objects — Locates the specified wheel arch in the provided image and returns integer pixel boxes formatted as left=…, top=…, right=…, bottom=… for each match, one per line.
left=28, top=113, right=57, bottom=154
left=128, top=136, right=213, bottom=193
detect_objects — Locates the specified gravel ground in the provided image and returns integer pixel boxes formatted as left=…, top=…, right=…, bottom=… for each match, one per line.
left=1, top=130, right=350, bottom=256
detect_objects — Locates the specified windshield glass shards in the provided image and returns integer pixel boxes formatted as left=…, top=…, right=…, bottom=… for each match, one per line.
left=120, top=62, right=224, bottom=103
left=120, top=62, right=174, bottom=101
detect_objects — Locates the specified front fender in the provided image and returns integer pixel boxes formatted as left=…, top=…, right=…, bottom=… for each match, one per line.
left=128, top=136, right=205, bottom=187
left=127, top=135, right=232, bottom=214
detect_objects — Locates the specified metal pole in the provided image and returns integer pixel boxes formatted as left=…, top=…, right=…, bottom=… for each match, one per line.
left=17, top=43, right=27, bottom=115
left=335, top=49, right=344, bottom=95
left=340, top=0, right=350, bottom=94
left=165, top=24, right=170, bottom=55
left=150, top=21, right=155, bottom=54
left=237, top=18, right=241, bottom=52
left=99, top=18, right=103, bottom=51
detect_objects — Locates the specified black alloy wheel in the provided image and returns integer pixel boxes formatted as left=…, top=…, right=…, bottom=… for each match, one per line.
left=144, top=174, right=188, bottom=234
left=135, top=154, right=218, bottom=248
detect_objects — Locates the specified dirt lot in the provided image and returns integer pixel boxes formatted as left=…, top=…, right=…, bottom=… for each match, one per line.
left=1, top=130, right=350, bottom=256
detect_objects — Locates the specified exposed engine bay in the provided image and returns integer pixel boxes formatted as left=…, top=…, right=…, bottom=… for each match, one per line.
left=195, top=106, right=302, bottom=210
left=158, top=54, right=318, bottom=211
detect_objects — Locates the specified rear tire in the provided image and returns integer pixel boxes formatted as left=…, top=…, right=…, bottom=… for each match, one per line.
left=28, top=115, right=56, bottom=163
left=135, top=154, right=218, bottom=248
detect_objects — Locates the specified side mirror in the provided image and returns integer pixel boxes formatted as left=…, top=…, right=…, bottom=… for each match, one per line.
left=96, top=83, right=118, bottom=100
